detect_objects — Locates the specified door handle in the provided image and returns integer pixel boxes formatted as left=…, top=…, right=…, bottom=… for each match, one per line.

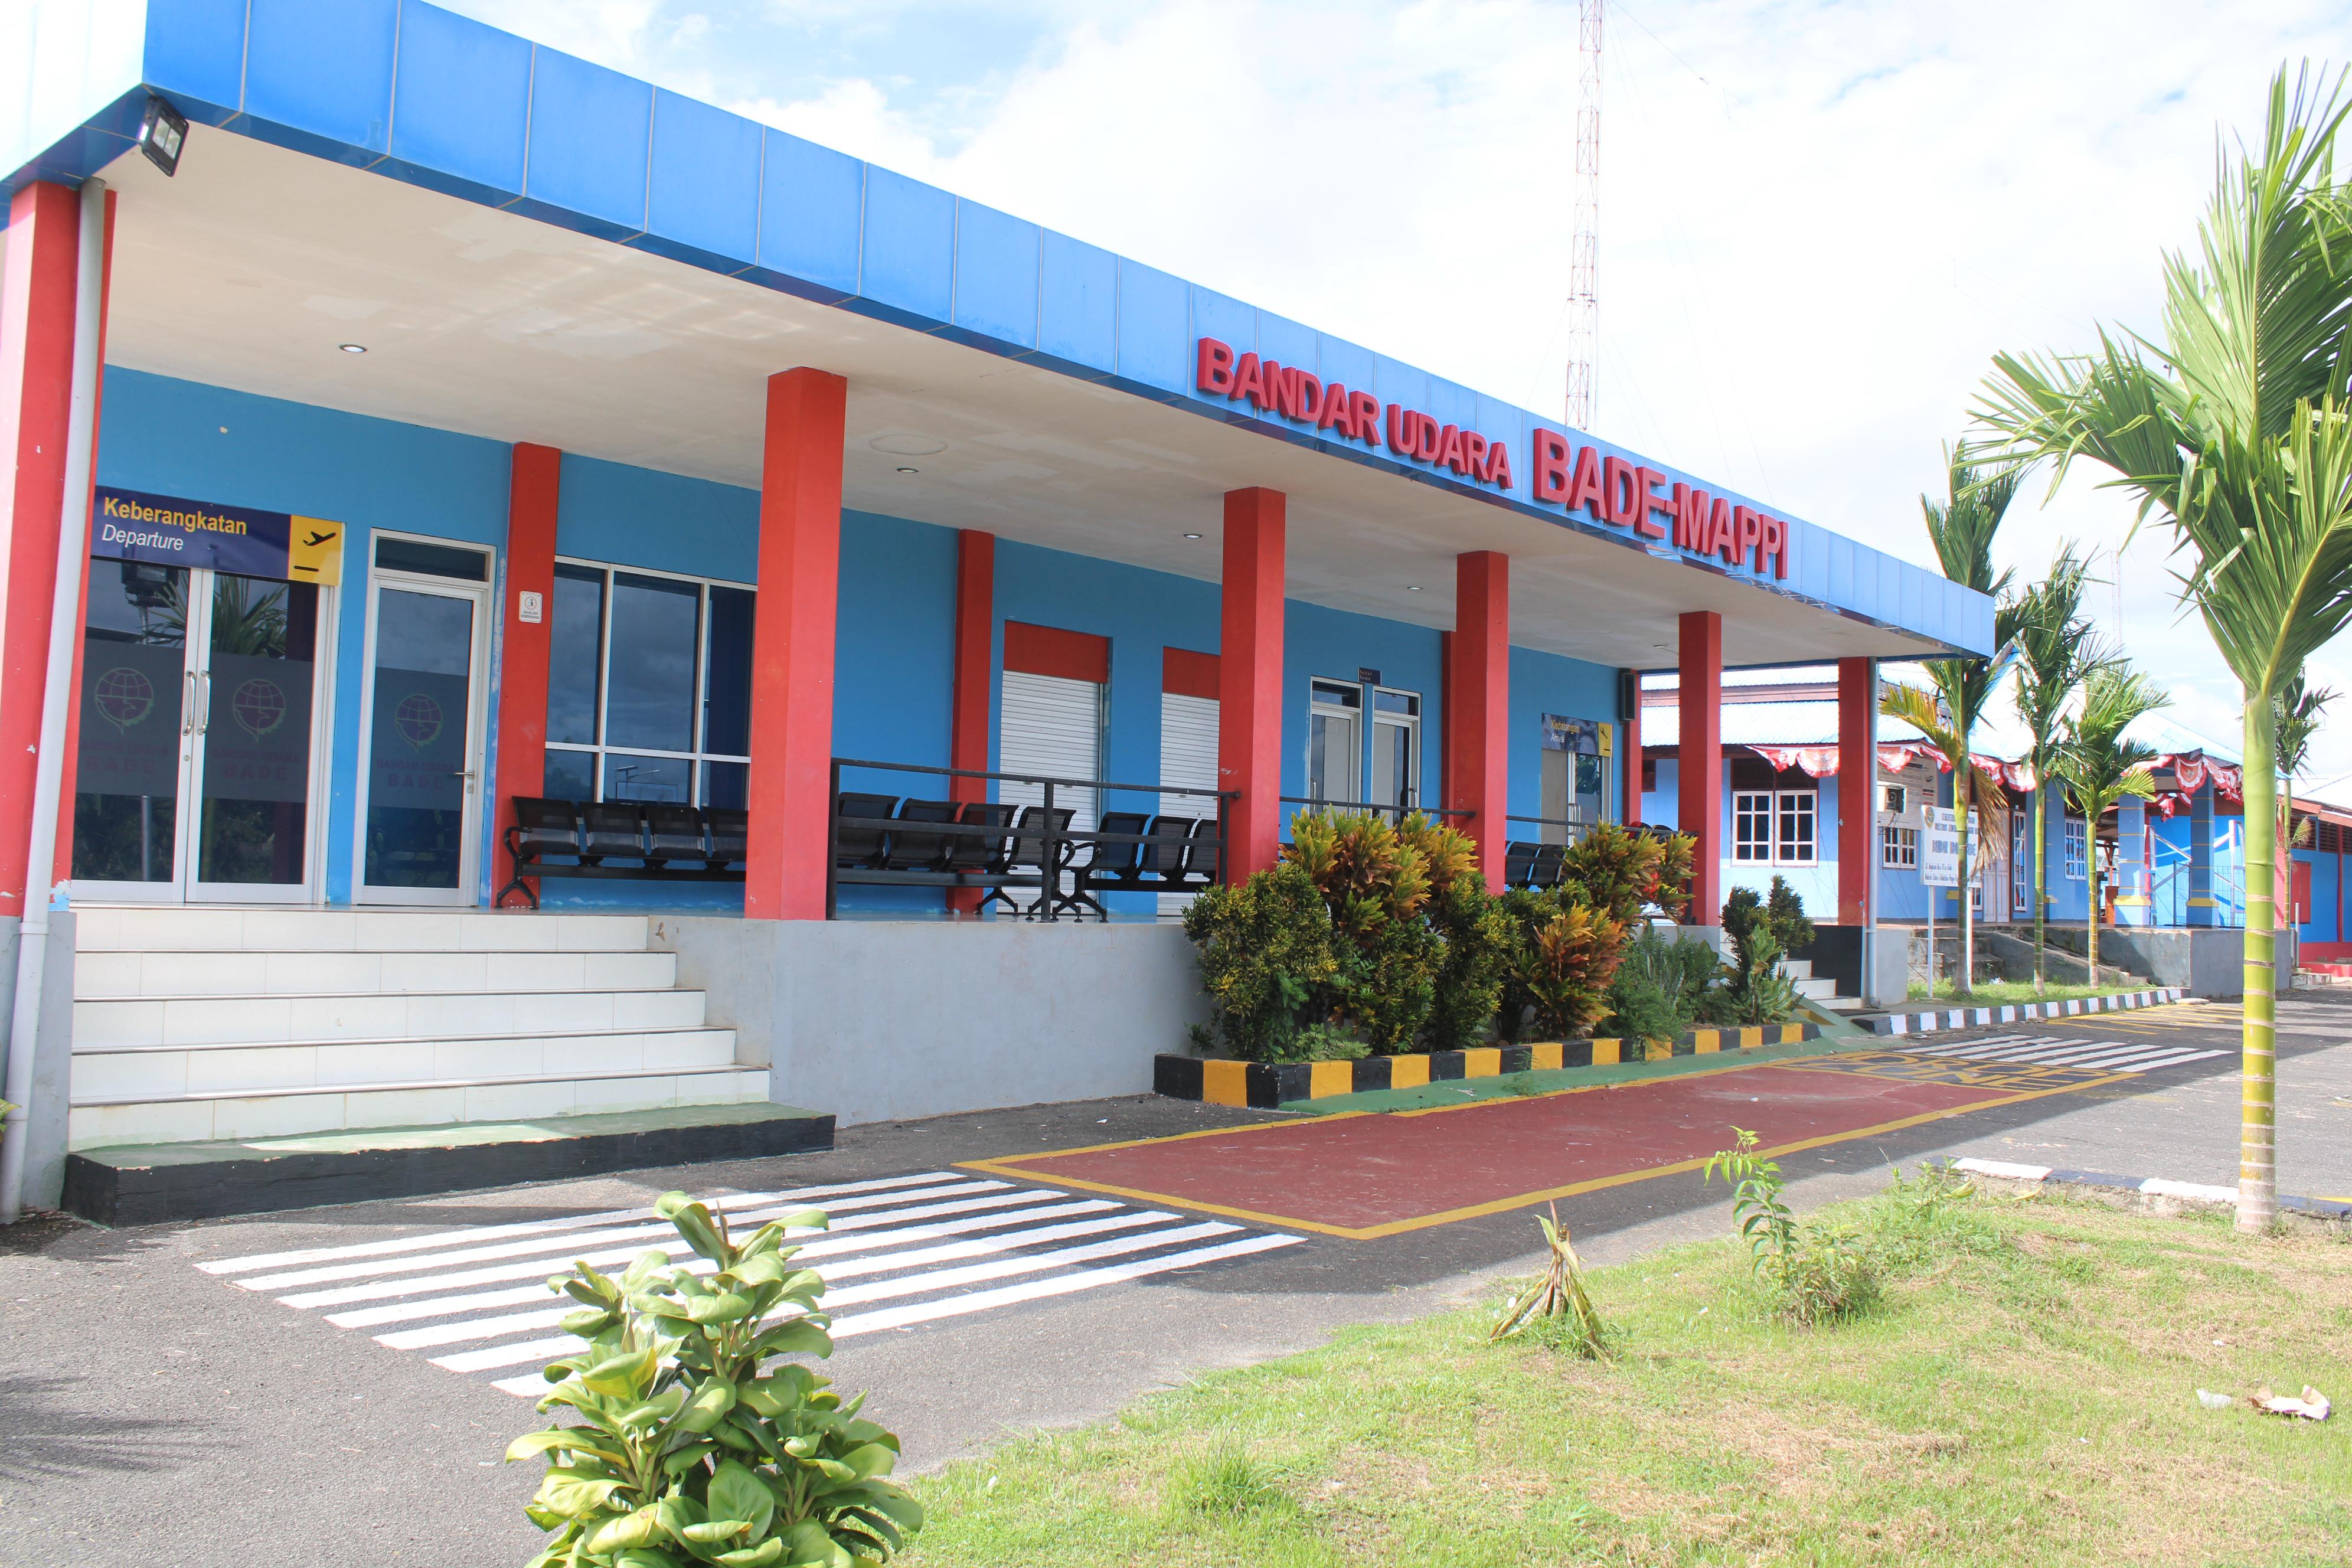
left=193, top=671, right=211, bottom=735
left=182, top=671, right=198, bottom=736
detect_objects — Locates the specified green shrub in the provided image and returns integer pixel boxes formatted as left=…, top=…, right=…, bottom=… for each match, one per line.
left=1422, top=875, right=1516, bottom=1052
left=507, top=1191, right=921, bottom=1567
left=1181, top=864, right=1338, bottom=1061
left=1714, top=887, right=1805, bottom=1025
left=1605, top=923, right=1724, bottom=1038
left=1765, top=874, right=1816, bottom=955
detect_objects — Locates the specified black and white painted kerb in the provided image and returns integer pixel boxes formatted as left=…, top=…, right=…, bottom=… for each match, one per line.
left=1868, top=987, right=2186, bottom=1036
left=194, top=1171, right=1301, bottom=1397
left=1953, top=1157, right=2352, bottom=1219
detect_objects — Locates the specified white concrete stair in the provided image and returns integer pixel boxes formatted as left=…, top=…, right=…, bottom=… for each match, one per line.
left=67, top=907, right=767, bottom=1151
left=1777, top=956, right=1866, bottom=1012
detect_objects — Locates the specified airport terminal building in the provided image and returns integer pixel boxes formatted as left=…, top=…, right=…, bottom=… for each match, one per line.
left=0, top=0, right=1994, bottom=1214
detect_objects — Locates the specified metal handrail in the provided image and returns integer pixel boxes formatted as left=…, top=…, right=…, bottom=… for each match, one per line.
left=1279, top=795, right=1472, bottom=822
left=828, top=757, right=1237, bottom=921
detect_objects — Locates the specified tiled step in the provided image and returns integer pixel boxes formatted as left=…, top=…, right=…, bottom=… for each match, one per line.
left=67, top=1064, right=772, bottom=1150
left=74, top=907, right=650, bottom=955
left=1816, top=995, right=1866, bottom=1012
left=1791, top=977, right=1838, bottom=1000
left=70, top=1026, right=740, bottom=1100
left=1778, top=958, right=1815, bottom=981
left=75, top=946, right=679, bottom=999
left=74, top=986, right=707, bottom=1047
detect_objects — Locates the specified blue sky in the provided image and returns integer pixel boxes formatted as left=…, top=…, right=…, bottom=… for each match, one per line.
left=448, top=0, right=2352, bottom=785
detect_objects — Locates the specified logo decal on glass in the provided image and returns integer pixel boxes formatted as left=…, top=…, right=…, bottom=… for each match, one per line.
left=96, top=667, right=156, bottom=733
left=396, top=692, right=445, bottom=749
left=231, top=677, right=288, bottom=740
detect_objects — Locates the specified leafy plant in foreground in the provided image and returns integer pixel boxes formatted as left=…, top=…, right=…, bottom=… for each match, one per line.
left=506, top=1191, right=922, bottom=1567
left=1703, top=1128, right=1879, bottom=1325
left=1490, top=1204, right=1607, bottom=1357
left=1180, top=863, right=1338, bottom=1061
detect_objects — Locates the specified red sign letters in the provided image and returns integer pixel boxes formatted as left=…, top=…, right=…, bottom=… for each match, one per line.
left=1195, top=338, right=1515, bottom=489
left=1530, top=426, right=1788, bottom=579
left=1194, top=337, right=1789, bottom=580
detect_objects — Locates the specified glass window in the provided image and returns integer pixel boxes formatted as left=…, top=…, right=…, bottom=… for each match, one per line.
left=1883, top=824, right=1917, bottom=867
left=541, top=560, right=753, bottom=806
left=73, top=558, right=190, bottom=883
left=1776, top=790, right=1817, bottom=864
left=546, top=563, right=604, bottom=746
left=2066, top=818, right=2088, bottom=880
left=375, top=536, right=491, bottom=581
left=606, top=571, right=700, bottom=753
left=1733, top=792, right=1773, bottom=862
left=1880, top=783, right=1907, bottom=814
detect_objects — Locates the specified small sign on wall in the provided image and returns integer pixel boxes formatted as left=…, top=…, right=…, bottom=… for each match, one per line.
left=517, top=590, right=543, bottom=625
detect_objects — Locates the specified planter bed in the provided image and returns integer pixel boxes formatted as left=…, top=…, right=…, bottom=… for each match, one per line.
left=1154, top=1023, right=1821, bottom=1110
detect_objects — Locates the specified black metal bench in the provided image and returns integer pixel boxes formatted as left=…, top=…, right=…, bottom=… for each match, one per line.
left=1499, top=839, right=1569, bottom=890
left=496, top=797, right=747, bottom=909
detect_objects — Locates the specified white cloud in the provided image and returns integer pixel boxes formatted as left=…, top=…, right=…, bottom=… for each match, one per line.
left=450, top=0, right=2352, bottom=786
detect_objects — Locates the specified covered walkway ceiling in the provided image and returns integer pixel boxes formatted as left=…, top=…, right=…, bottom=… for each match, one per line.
left=96, top=129, right=1938, bottom=672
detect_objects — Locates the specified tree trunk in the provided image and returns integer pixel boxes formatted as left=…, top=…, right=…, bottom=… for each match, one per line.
left=2032, top=779, right=2048, bottom=995
left=2240, top=694, right=2278, bottom=1234
left=2086, top=861, right=2099, bottom=984
left=1956, top=749, right=1974, bottom=999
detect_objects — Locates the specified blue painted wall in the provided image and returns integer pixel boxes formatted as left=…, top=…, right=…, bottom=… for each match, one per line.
left=2292, top=847, right=2339, bottom=944
left=1507, top=647, right=1623, bottom=831
left=94, top=367, right=512, bottom=904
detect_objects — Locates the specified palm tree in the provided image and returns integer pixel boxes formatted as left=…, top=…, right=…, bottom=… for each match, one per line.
left=2010, top=548, right=2116, bottom=994
left=2050, top=667, right=2171, bottom=985
left=1900, top=448, right=2026, bottom=996
left=1879, top=680, right=2009, bottom=994
left=1977, top=66, right=2352, bottom=1231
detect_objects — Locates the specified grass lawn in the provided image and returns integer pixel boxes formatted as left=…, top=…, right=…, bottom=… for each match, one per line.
left=1906, top=977, right=2160, bottom=1005
left=901, top=1187, right=2352, bottom=1567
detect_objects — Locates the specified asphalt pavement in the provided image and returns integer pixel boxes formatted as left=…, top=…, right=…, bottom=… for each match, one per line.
left=4, top=993, right=2348, bottom=1567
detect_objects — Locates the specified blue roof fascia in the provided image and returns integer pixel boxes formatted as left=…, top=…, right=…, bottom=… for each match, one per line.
left=5, top=0, right=1991, bottom=658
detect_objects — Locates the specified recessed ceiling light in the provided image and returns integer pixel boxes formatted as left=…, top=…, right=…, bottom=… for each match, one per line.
left=1406, top=584, right=1425, bottom=592
left=1182, top=533, right=1203, bottom=540
left=338, top=343, right=367, bottom=354
left=895, top=466, right=919, bottom=475
left=871, top=434, right=948, bottom=456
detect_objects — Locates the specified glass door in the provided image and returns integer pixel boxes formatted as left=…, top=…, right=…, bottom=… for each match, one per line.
left=356, top=550, right=491, bottom=906
left=188, top=571, right=323, bottom=901
left=1369, top=687, right=1420, bottom=818
left=71, top=560, right=326, bottom=902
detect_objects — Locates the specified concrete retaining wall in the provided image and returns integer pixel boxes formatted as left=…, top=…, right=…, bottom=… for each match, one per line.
left=648, top=917, right=1210, bottom=1126
left=2041, top=925, right=2295, bottom=998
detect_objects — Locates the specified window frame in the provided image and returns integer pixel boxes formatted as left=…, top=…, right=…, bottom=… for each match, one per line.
left=1882, top=823, right=1918, bottom=868
left=1736, top=787, right=1817, bottom=865
left=543, top=555, right=756, bottom=807
left=2064, top=816, right=2088, bottom=881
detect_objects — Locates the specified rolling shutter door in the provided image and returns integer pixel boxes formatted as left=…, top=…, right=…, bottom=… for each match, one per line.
left=1158, top=691, right=1219, bottom=915
left=998, top=669, right=1103, bottom=835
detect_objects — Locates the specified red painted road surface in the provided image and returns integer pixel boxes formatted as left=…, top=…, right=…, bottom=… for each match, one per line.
left=970, top=1059, right=2098, bottom=1238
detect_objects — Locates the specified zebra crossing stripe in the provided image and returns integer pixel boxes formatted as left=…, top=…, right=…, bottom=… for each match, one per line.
left=1903, top=1034, right=2226, bottom=1073
left=193, top=1171, right=1303, bottom=1397
left=321, top=1198, right=1125, bottom=1329
left=270, top=1187, right=1069, bottom=1310
left=484, top=1230, right=1306, bottom=1397
left=227, top=1178, right=1011, bottom=1293
left=195, top=1172, right=952, bottom=1276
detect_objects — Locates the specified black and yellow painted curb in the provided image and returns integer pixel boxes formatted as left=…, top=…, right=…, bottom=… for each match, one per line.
left=1154, top=1024, right=1821, bottom=1110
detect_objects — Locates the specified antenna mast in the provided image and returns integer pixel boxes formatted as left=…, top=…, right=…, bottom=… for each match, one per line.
left=1566, top=0, right=1602, bottom=430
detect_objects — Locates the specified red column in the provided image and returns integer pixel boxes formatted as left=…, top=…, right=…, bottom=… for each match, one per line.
left=0, top=183, right=87, bottom=920
left=1218, top=488, right=1285, bottom=879
left=1447, top=550, right=1509, bottom=887
left=47, top=189, right=115, bottom=890
left=744, top=368, right=847, bottom=920
left=1837, top=656, right=1875, bottom=925
left=1621, top=677, right=1642, bottom=828
left=946, top=529, right=994, bottom=913
left=1678, top=610, right=1723, bottom=923
left=490, top=443, right=561, bottom=905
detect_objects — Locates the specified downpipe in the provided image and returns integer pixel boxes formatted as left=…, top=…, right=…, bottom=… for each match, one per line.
left=0, top=177, right=106, bottom=1223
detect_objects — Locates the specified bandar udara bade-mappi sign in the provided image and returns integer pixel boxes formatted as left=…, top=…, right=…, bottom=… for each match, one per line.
left=1194, top=337, right=1789, bottom=581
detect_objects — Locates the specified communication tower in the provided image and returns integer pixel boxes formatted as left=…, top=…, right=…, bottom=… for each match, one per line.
left=1566, top=0, right=1602, bottom=430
